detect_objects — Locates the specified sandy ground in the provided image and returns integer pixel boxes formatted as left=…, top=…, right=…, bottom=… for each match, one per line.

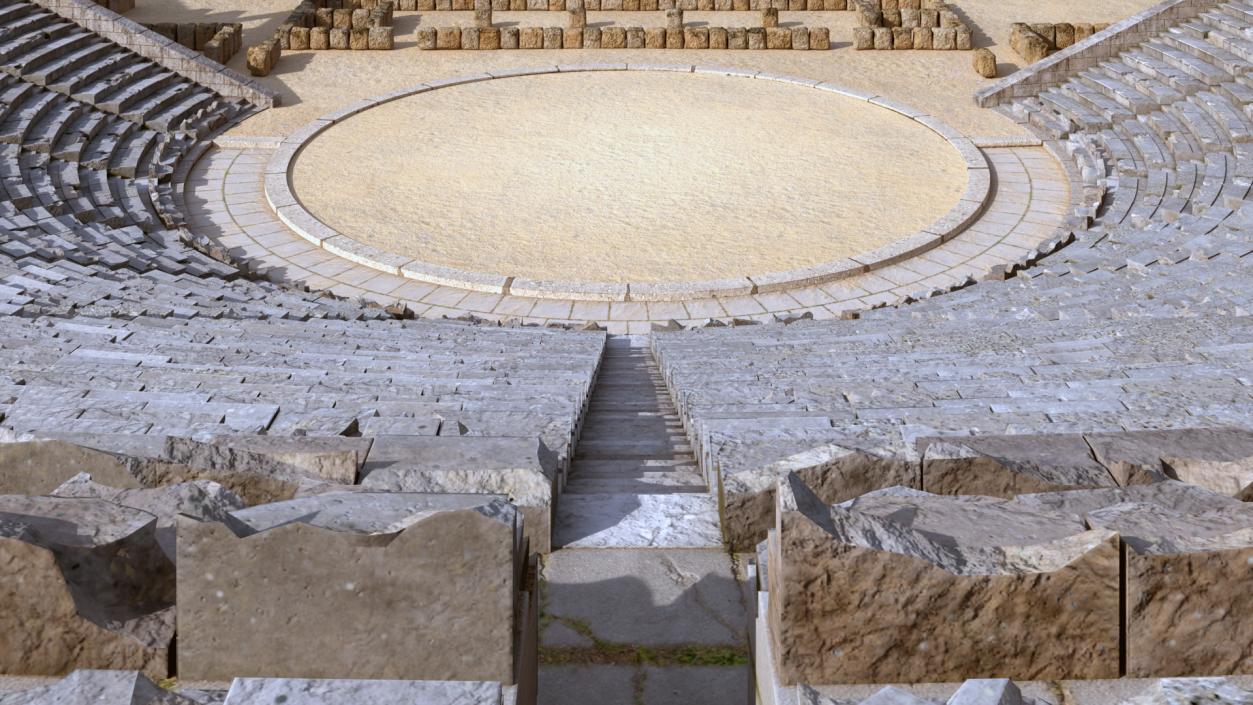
left=121, top=0, right=1161, bottom=139
left=292, top=70, right=967, bottom=282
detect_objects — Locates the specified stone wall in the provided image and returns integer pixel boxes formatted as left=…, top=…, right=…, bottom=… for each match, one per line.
left=851, top=0, right=970, bottom=49
left=26, top=0, right=278, bottom=107
left=974, top=0, right=1222, bottom=107
left=143, top=22, right=244, bottom=65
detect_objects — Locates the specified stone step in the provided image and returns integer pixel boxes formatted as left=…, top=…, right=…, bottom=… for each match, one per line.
left=554, top=492, right=723, bottom=548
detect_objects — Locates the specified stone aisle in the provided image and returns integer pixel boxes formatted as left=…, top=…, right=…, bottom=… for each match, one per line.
left=541, top=336, right=751, bottom=705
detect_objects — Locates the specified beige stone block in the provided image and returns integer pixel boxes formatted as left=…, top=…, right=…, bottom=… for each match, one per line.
left=683, top=26, right=708, bottom=48
left=873, top=26, right=892, bottom=49
left=746, top=26, right=765, bottom=49
left=765, top=26, right=791, bottom=48
left=583, top=26, right=601, bottom=47
left=562, top=27, right=583, bottom=47
left=459, top=26, right=479, bottom=49
left=601, top=26, right=626, bottom=47
left=971, top=47, right=997, bottom=77
left=0, top=441, right=140, bottom=496
left=332, top=8, right=352, bottom=28
left=882, top=9, right=900, bottom=26
left=1093, top=22, right=1109, bottom=32
left=790, top=26, right=808, bottom=49
left=347, top=27, right=367, bottom=49
left=474, top=8, right=493, bottom=27
left=891, top=25, right=911, bottom=48
left=728, top=26, right=747, bottom=48
left=698, top=0, right=714, bottom=9
left=666, top=27, right=684, bottom=48
left=939, top=8, right=960, bottom=27
left=853, top=26, right=873, bottom=49
left=931, top=26, right=954, bottom=49
left=501, top=26, right=520, bottom=47
left=517, top=26, right=543, bottom=48
left=177, top=494, right=526, bottom=683
left=666, top=8, right=684, bottom=28
left=645, top=26, right=666, bottom=47
left=246, top=40, right=278, bottom=74
left=899, top=7, right=918, bottom=26
left=417, top=0, right=435, bottom=9
left=1010, top=23, right=1048, bottom=62
left=315, top=7, right=333, bottom=26
left=733, top=0, right=750, bottom=9
left=807, top=26, right=828, bottom=50
left=417, top=26, right=437, bottom=49
left=761, top=7, right=779, bottom=26
left=348, top=8, right=366, bottom=28
left=911, top=25, right=931, bottom=48
left=1031, top=22, right=1055, bottom=47
left=436, top=26, right=462, bottom=48
left=329, top=27, right=350, bottom=49
left=624, top=0, right=640, bottom=9
left=479, top=27, right=502, bottom=48
left=642, top=0, right=659, bottom=9
left=954, top=25, right=970, bottom=49
left=1054, top=22, right=1075, bottom=49
left=288, top=25, right=309, bottom=50
left=708, top=26, right=727, bottom=48
left=1074, top=22, right=1094, bottom=41
left=543, top=26, right=562, bottom=48
left=368, top=26, right=394, bottom=49
left=568, top=7, right=587, bottom=28
left=769, top=475, right=1122, bottom=684
left=920, top=7, right=938, bottom=26
left=715, top=0, right=732, bottom=10
left=626, top=26, right=645, bottom=47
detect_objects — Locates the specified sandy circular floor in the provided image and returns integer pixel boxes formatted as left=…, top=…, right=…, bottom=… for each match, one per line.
left=291, top=71, right=968, bottom=283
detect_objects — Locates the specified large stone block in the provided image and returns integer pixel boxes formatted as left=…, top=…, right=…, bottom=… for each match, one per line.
left=1010, top=23, right=1049, bottom=63
left=0, top=670, right=199, bottom=705
left=1085, top=428, right=1253, bottom=498
left=717, top=441, right=917, bottom=552
left=972, top=47, right=996, bottom=77
left=921, top=434, right=1116, bottom=497
left=768, top=475, right=1121, bottom=684
left=519, top=27, right=544, bottom=48
left=684, top=27, right=709, bottom=48
left=0, top=440, right=140, bottom=495
left=853, top=26, right=873, bottom=49
left=177, top=492, right=529, bottom=683
left=0, top=496, right=176, bottom=678
left=766, top=27, right=792, bottom=49
left=602, top=26, right=627, bottom=48
left=1018, top=482, right=1253, bottom=677
left=361, top=436, right=558, bottom=553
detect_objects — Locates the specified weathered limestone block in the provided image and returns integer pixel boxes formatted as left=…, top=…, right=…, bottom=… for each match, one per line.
left=766, top=27, right=792, bottom=48
left=645, top=26, right=667, bottom=47
left=762, top=7, right=779, bottom=27
left=289, top=26, right=310, bottom=49
left=0, top=440, right=139, bottom=495
left=478, top=27, right=501, bottom=48
left=333, top=8, right=353, bottom=28
left=747, top=26, right=766, bottom=49
left=790, top=26, right=809, bottom=49
left=1018, top=482, right=1252, bottom=677
left=853, top=26, right=873, bottom=49
left=177, top=492, right=527, bottom=683
left=602, top=26, right=627, bottom=48
left=475, top=0, right=494, bottom=27
left=1010, top=23, right=1049, bottom=62
left=932, top=26, right=955, bottom=49
left=0, top=496, right=176, bottom=679
left=330, top=27, right=350, bottom=49
left=627, top=26, right=646, bottom=48
left=0, top=670, right=199, bottom=705
left=728, top=26, right=748, bottom=48
left=809, top=27, right=829, bottom=49
left=912, top=26, right=931, bottom=48
left=666, top=7, right=684, bottom=28
left=972, top=47, right=996, bottom=77
left=768, top=475, right=1121, bottom=684
left=463, top=27, right=481, bottom=49
left=899, top=7, right=919, bottom=26
left=718, top=440, right=917, bottom=552
left=502, top=26, right=521, bottom=48
left=246, top=40, right=280, bottom=76
left=939, top=8, right=960, bottom=26
left=221, top=678, right=506, bottom=705
left=311, top=26, right=330, bottom=48
left=315, top=7, right=333, bottom=26
left=360, top=436, right=558, bottom=553
left=1029, top=22, right=1055, bottom=47
left=873, top=26, right=892, bottom=49
left=543, top=26, right=562, bottom=48
left=568, top=4, right=587, bottom=28
left=954, top=25, right=970, bottom=49
left=921, top=434, right=1116, bottom=498
left=1086, top=428, right=1253, bottom=498
left=437, top=26, right=463, bottom=48
left=130, top=440, right=328, bottom=508
left=52, top=473, right=242, bottom=561
left=684, top=27, right=709, bottom=48
left=560, top=26, right=582, bottom=47
left=368, top=26, right=394, bottom=49
left=417, top=26, right=437, bottom=49
left=519, top=27, right=544, bottom=48
left=891, top=26, right=911, bottom=48
left=1074, top=22, right=1094, bottom=41
left=920, top=7, right=938, bottom=26
left=1054, top=22, right=1074, bottom=49
left=583, top=26, right=601, bottom=48
left=883, top=9, right=900, bottom=26
left=349, top=28, right=370, bottom=49
left=711, top=26, right=731, bottom=48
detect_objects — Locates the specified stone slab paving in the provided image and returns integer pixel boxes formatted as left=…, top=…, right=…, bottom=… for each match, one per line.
left=183, top=140, right=1068, bottom=332
left=555, top=493, right=723, bottom=548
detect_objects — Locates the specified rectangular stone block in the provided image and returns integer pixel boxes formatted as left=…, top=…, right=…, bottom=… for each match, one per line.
left=955, top=25, right=970, bottom=49
left=769, top=474, right=1121, bottom=684
left=568, top=7, right=587, bottom=28
left=368, top=26, right=394, bottom=49
left=684, top=27, right=709, bottom=48
left=417, top=26, right=437, bottom=49
left=873, top=26, right=892, bottom=49
left=883, top=9, right=900, bottom=26
left=765, top=26, right=791, bottom=48
left=601, top=26, right=626, bottom=48
left=900, top=7, right=919, bottom=26
left=891, top=26, right=911, bottom=48
left=500, top=26, right=520, bottom=47
left=708, top=26, right=727, bottom=48
left=920, top=8, right=938, bottom=26
left=791, top=26, right=808, bottom=49
left=315, top=8, right=333, bottom=27
left=762, top=7, right=779, bottom=27
left=666, top=27, right=684, bottom=48
left=853, top=26, right=873, bottom=49
left=519, top=26, right=544, bottom=48
left=808, top=26, right=829, bottom=50
left=563, top=27, right=583, bottom=47
left=332, top=8, right=352, bottom=28
left=747, top=26, right=765, bottom=49
left=437, top=26, right=462, bottom=48
left=911, top=25, right=931, bottom=48
left=1074, top=22, right=1094, bottom=41
left=348, top=27, right=369, bottom=49
left=728, top=26, right=747, bottom=48
left=1054, top=22, right=1075, bottom=49
left=462, top=26, right=481, bottom=49
left=480, top=27, right=502, bottom=48
left=583, top=26, right=601, bottom=48
left=931, top=26, right=955, bottom=49
left=474, top=8, right=493, bottom=27
left=626, top=26, right=645, bottom=48
left=290, top=26, right=310, bottom=50
left=329, top=27, right=350, bottom=48
left=543, top=26, right=562, bottom=48
left=177, top=493, right=529, bottom=683
left=666, top=8, right=684, bottom=28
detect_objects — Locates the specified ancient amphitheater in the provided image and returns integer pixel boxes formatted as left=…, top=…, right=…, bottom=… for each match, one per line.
left=0, top=0, right=1250, bottom=702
